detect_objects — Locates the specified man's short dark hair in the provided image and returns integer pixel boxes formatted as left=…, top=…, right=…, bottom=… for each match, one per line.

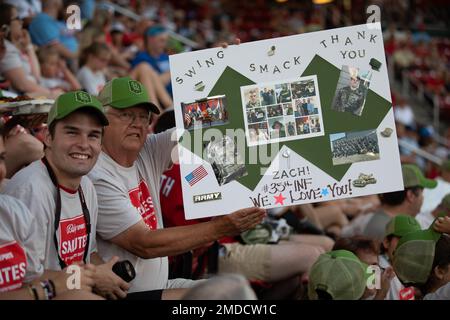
left=379, top=187, right=423, bottom=206
left=333, top=235, right=380, bottom=256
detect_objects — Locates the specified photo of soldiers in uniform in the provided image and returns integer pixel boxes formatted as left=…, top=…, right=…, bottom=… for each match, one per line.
left=205, top=135, right=248, bottom=186
left=331, top=65, right=372, bottom=116
left=267, top=104, right=284, bottom=118
left=268, top=117, right=286, bottom=139
left=291, top=79, right=316, bottom=99
left=295, top=117, right=311, bottom=134
left=244, top=87, right=261, bottom=109
left=275, top=83, right=292, bottom=103
left=285, top=117, right=297, bottom=137
left=330, top=129, right=380, bottom=165
left=309, top=115, right=322, bottom=133
left=283, top=103, right=294, bottom=116
left=182, top=95, right=229, bottom=130
left=247, top=107, right=267, bottom=123
left=294, top=98, right=317, bottom=117
left=248, top=122, right=269, bottom=144
left=260, top=86, right=277, bottom=106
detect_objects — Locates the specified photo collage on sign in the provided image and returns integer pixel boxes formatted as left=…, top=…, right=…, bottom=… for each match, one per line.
left=181, top=95, right=228, bottom=130
left=241, top=75, right=324, bottom=146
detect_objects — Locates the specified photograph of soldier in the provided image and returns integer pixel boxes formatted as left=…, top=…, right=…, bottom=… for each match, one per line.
left=182, top=95, right=229, bottom=130
left=246, top=107, right=267, bottom=123
left=330, top=129, right=380, bottom=165
left=295, top=99, right=310, bottom=117
left=244, top=87, right=261, bottom=109
left=268, top=117, right=286, bottom=139
left=309, top=115, right=322, bottom=133
left=331, top=65, right=371, bottom=116
left=248, top=122, right=269, bottom=144
left=275, top=83, right=292, bottom=103
left=260, top=86, right=277, bottom=106
left=267, top=104, right=284, bottom=118
left=206, top=135, right=248, bottom=185
left=283, top=103, right=294, bottom=116
left=295, top=117, right=311, bottom=134
left=291, top=79, right=316, bottom=99
left=285, top=118, right=297, bottom=137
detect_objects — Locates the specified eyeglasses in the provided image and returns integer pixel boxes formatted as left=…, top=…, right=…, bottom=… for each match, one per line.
left=108, top=110, right=150, bottom=125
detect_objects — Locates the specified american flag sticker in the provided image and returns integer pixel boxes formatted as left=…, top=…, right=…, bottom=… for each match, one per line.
left=185, top=165, right=208, bottom=186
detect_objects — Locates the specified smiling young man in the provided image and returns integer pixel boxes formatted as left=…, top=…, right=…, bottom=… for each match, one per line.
left=88, top=77, right=265, bottom=298
left=3, top=91, right=130, bottom=300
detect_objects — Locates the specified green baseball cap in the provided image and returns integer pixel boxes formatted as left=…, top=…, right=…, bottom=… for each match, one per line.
left=393, top=228, right=442, bottom=285
left=384, top=215, right=422, bottom=238
left=98, top=77, right=160, bottom=114
left=308, top=250, right=367, bottom=300
left=402, top=164, right=437, bottom=189
left=47, top=91, right=109, bottom=127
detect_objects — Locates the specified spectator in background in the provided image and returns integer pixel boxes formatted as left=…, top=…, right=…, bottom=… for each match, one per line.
left=379, top=215, right=422, bottom=300
left=341, top=164, right=436, bottom=241
left=394, top=96, right=415, bottom=129
left=417, top=193, right=450, bottom=229
left=308, top=250, right=367, bottom=300
left=29, top=0, right=78, bottom=63
left=77, top=42, right=111, bottom=95
left=420, top=160, right=450, bottom=216
left=0, top=3, right=61, bottom=98
left=333, top=236, right=395, bottom=300
left=131, top=25, right=172, bottom=97
left=38, top=47, right=81, bottom=92
left=3, top=0, right=41, bottom=20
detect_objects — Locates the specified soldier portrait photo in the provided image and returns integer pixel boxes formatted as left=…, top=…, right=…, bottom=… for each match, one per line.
left=244, top=87, right=261, bottom=109
left=331, top=65, right=371, bottom=116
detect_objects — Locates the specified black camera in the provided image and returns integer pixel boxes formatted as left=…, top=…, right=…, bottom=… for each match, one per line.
left=112, top=260, right=136, bottom=283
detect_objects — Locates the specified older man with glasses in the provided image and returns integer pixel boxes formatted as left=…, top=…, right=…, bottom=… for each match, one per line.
left=88, top=77, right=265, bottom=299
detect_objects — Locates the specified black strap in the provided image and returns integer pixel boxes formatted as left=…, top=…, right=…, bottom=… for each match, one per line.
left=41, top=157, right=91, bottom=269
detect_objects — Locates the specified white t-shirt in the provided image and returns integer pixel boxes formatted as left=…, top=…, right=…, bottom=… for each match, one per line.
left=416, top=210, right=435, bottom=229
left=394, top=105, right=415, bottom=127
left=76, top=66, right=106, bottom=96
left=423, top=283, right=450, bottom=300
left=420, top=178, right=450, bottom=216
left=40, top=76, right=70, bottom=91
left=0, top=195, right=43, bottom=292
left=379, top=254, right=404, bottom=300
left=3, top=160, right=98, bottom=270
left=88, top=129, right=175, bottom=292
left=0, top=40, right=36, bottom=85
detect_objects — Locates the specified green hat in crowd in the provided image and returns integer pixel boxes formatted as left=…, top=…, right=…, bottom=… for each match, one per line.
left=98, top=77, right=160, bottom=114
left=392, top=227, right=442, bottom=285
left=440, top=159, right=450, bottom=173
left=384, top=215, right=421, bottom=238
left=308, top=250, right=367, bottom=300
left=47, top=91, right=109, bottom=127
left=401, top=164, right=437, bottom=189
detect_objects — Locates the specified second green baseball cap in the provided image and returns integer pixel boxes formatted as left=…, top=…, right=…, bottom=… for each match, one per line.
left=402, top=164, right=437, bottom=189
left=393, top=228, right=442, bottom=285
left=308, top=250, right=367, bottom=300
left=98, top=77, right=160, bottom=114
left=47, top=91, right=109, bottom=127
left=384, top=215, right=422, bottom=238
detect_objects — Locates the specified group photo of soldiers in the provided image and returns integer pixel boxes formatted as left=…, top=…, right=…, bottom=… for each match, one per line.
left=330, top=129, right=380, bottom=165
left=182, top=96, right=228, bottom=130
